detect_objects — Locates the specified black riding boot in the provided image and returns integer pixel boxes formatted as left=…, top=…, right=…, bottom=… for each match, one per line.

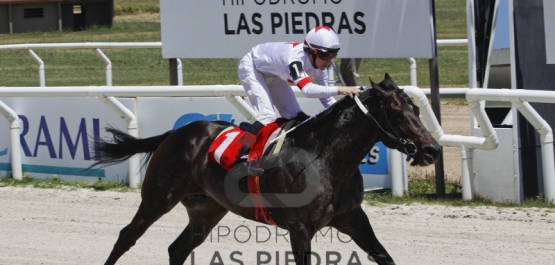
left=295, top=111, right=311, bottom=123
left=238, top=121, right=265, bottom=176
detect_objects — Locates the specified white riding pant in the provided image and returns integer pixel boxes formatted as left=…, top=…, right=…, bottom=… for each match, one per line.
left=238, top=53, right=301, bottom=125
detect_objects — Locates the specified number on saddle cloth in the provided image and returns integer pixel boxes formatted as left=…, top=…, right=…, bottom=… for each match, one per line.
left=207, top=127, right=246, bottom=170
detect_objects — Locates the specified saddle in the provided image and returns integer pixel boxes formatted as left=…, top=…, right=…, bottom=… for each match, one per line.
left=207, top=118, right=291, bottom=171
left=207, top=118, right=296, bottom=226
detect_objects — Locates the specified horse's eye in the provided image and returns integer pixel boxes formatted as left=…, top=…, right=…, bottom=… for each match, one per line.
left=394, top=111, right=405, bottom=122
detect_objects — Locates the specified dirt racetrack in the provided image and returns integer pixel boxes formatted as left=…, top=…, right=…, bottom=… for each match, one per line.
left=1, top=104, right=555, bottom=265
left=0, top=186, right=554, bottom=265
left=408, top=102, right=471, bottom=182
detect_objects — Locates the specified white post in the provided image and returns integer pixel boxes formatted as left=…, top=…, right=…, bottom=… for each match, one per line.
left=0, top=100, right=22, bottom=180
left=390, top=149, right=405, bottom=197
left=406, top=58, right=417, bottom=86
left=461, top=0, right=479, bottom=203
left=177, top=58, right=183, bottom=86
left=466, top=0, right=480, bottom=139
left=9, top=119, right=23, bottom=180
left=540, top=135, right=555, bottom=202
left=405, top=57, right=417, bottom=184
left=99, top=96, right=141, bottom=188
left=26, top=49, right=45, bottom=87
left=225, top=95, right=257, bottom=122
left=126, top=118, right=141, bottom=189
left=513, top=101, right=555, bottom=202
left=461, top=144, right=474, bottom=200
left=93, top=48, right=112, bottom=86
left=93, top=50, right=141, bottom=188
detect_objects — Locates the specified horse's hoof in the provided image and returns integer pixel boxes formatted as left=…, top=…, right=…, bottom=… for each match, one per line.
left=368, top=254, right=395, bottom=265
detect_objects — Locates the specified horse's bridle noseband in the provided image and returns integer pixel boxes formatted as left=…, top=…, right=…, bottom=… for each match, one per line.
left=354, top=89, right=417, bottom=155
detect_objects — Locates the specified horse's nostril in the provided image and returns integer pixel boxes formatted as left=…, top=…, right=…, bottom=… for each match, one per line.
left=422, top=145, right=441, bottom=159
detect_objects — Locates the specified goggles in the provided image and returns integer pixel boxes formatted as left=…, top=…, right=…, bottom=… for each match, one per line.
left=305, top=40, right=340, bottom=60
left=314, top=50, right=338, bottom=60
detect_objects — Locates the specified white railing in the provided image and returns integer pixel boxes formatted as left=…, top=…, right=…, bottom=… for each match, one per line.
left=0, top=42, right=183, bottom=87
left=1, top=85, right=553, bottom=202
left=2, top=40, right=554, bottom=202
left=0, top=40, right=468, bottom=89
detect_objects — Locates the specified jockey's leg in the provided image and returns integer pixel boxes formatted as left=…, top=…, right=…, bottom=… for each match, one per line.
left=238, top=56, right=277, bottom=124
left=267, top=77, right=302, bottom=120
left=239, top=120, right=265, bottom=176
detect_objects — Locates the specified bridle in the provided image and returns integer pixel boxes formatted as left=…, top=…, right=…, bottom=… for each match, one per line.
left=354, top=88, right=418, bottom=155
left=269, top=87, right=419, bottom=155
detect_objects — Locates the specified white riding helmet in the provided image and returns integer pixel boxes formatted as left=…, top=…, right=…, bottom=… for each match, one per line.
left=303, top=26, right=341, bottom=53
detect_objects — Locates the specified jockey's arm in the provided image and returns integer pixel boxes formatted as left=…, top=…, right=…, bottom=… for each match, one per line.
left=289, top=61, right=359, bottom=106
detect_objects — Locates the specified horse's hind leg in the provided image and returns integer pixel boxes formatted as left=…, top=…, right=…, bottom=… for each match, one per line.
left=329, top=207, right=395, bottom=265
left=167, top=196, right=228, bottom=265
left=104, top=190, right=182, bottom=265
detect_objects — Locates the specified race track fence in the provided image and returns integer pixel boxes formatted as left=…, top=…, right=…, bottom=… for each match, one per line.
left=2, top=41, right=554, bottom=202
left=0, top=42, right=183, bottom=87
left=0, top=85, right=415, bottom=192
left=0, top=40, right=467, bottom=192
left=1, top=85, right=554, bottom=202
left=416, top=87, right=555, bottom=203
left=0, top=40, right=467, bottom=89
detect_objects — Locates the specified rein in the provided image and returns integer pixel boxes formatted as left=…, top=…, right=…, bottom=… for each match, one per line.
left=270, top=88, right=418, bottom=156
left=354, top=89, right=417, bottom=155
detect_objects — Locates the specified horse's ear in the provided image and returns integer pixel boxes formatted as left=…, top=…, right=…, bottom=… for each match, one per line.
left=369, top=76, right=386, bottom=96
left=369, top=76, right=377, bottom=87
left=384, top=73, right=392, bottom=80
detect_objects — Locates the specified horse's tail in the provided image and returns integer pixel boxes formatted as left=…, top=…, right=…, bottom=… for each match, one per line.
left=90, top=127, right=173, bottom=168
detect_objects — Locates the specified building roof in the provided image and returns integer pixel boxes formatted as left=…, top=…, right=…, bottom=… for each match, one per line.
left=0, top=0, right=111, bottom=4
left=0, top=0, right=63, bottom=4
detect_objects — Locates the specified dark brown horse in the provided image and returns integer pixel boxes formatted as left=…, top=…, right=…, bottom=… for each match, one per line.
left=92, top=74, right=441, bottom=265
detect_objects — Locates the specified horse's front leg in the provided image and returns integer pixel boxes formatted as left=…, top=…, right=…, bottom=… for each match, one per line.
left=288, top=224, right=315, bottom=265
left=329, top=207, right=395, bottom=265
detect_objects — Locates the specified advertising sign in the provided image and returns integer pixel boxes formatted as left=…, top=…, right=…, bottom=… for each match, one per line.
left=0, top=97, right=132, bottom=183
left=160, top=0, right=435, bottom=59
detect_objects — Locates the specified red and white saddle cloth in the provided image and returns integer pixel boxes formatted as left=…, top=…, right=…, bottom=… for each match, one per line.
left=207, top=127, right=249, bottom=171
left=207, top=118, right=288, bottom=171
left=207, top=118, right=290, bottom=226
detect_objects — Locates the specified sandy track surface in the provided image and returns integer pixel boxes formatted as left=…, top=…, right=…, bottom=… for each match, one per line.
left=408, top=102, right=472, bottom=182
left=1, top=187, right=554, bottom=265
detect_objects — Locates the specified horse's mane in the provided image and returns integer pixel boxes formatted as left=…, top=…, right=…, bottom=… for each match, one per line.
left=281, top=86, right=377, bottom=160
left=297, top=86, right=376, bottom=130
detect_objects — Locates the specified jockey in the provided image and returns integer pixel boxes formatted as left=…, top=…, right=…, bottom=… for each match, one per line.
left=237, top=26, right=360, bottom=175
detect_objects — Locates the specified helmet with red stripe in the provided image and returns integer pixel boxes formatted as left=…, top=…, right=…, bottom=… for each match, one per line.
left=303, top=26, right=341, bottom=54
